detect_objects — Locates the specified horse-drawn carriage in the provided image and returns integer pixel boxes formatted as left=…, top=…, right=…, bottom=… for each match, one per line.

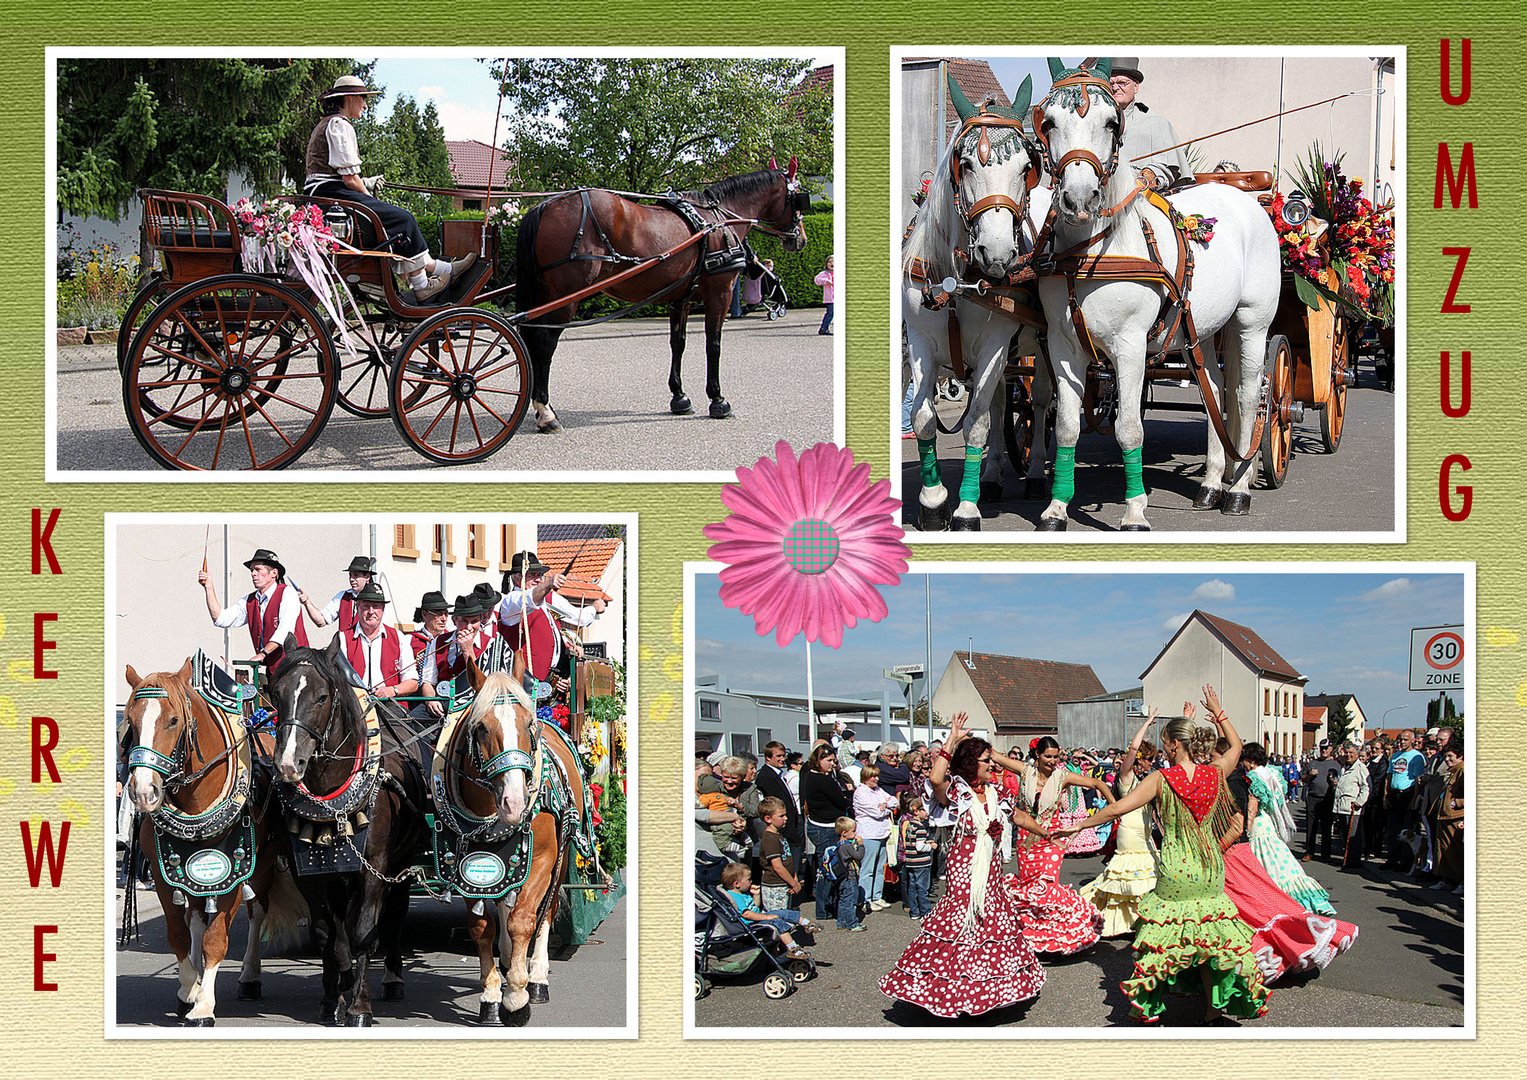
left=119, top=162, right=809, bottom=470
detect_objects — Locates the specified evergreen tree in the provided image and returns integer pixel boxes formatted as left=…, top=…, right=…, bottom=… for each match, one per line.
left=1325, top=695, right=1355, bottom=747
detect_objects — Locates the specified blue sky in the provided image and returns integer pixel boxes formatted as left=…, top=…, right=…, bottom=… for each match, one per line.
left=693, top=569, right=1466, bottom=726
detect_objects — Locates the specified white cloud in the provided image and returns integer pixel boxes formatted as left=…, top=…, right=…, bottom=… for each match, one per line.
left=1162, top=611, right=1191, bottom=634
left=417, top=85, right=448, bottom=100
left=1360, top=578, right=1412, bottom=602
left=1191, top=579, right=1236, bottom=602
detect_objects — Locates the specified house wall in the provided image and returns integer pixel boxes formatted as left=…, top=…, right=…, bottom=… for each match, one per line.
left=929, top=656, right=997, bottom=741
left=1143, top=619, right=1259, bottom=744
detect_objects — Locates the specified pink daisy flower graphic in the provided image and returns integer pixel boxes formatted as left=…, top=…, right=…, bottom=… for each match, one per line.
left=704, top=440, right=910, bottom=648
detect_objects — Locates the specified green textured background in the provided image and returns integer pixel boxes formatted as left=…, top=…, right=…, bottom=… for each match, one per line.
left=2, top=3, right=1523, bottom=1063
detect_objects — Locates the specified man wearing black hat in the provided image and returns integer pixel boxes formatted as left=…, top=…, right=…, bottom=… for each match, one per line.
left=409, top=591, right=450, bottom=718
left=495, top=551, right=605, bottom=686
left=420, top=592, right=494, bottom=715
left=1106, top=57, right=1192, bottom=190
left=336, top=582, right=418, bottom=701
left=299, top=554, right=375, bottom=634
left=199, top=548, right=310, bottom=669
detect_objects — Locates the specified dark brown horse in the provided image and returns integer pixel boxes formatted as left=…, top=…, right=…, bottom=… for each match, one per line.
left=123, top=658, right=306, bottom=1025
left=514, top=162, right=809, bottom=431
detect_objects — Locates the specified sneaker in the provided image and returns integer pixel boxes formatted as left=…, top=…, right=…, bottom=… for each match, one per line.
left=413, top=273, right=450, bottom=303
left=870, top=899, right=891, bottom=911
left=845, top=924, right=867, bottom=933
left=449, top=252, right=477, bottom=276
left=1452, top=884, right=1464, bottom=896
left=901, top=431, right=917, bottom=441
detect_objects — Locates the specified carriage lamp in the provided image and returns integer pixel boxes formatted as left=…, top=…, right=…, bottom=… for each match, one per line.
left=324, top=205, right=353, bottom=243
left=1280, top=190, right=1311, bottom=228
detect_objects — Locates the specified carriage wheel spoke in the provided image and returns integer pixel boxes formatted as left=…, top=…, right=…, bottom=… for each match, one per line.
left=248, top=387, right=322, bottom=416
left=448, top=400, right=463, bottom=453
left=146, top=385, right=221, bottom=425
left=243, top=392, right=300, bottom=450
left=469, top=353, right=520, bottom=382
left=144, top=338, right=224, bottom=379
left=418, top=393, right=455, bottom=442
left=170, top=393, right=227, bottom=455
left=240, top=396, right=260, bottom=465
left=471, top=394, right=511, bottom=428
left=465, top=398, right=486, bottom=447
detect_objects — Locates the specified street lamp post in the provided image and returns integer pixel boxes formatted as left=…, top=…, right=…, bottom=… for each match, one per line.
left=1382, top=704, right=1410, bottom=738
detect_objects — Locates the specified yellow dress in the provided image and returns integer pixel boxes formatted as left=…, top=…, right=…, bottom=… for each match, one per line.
left=1078, top=770, right=1157, bottom=937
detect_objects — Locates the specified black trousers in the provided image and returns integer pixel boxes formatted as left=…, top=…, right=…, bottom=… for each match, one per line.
left=311, top=181, right=429, bottom=262
left=1305, top=791, right=1335, bottom=860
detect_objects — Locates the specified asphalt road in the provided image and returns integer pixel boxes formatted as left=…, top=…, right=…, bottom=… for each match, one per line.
left=56, top=311, right=834, bottom=475
left=900, top=350, right=1397, bottom=535
left=694, top=804, right=1463, bottom=1030
left=113, top=883, right=627, bottom=1030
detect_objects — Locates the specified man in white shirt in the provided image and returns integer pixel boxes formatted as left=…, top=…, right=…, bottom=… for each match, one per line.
left=299, top=554, right=375, bottom=634
left=336, top=582, right=418, bottom=702
left=496, top=551, right=605, bottom=687
left=199, top=547, right=308, bottom=669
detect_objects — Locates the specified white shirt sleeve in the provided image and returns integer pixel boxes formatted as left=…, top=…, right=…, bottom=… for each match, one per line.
left=395, top=632, right=419, bottom=685
left=326, top=117, right=362, bottom=176
left=498, top=588, right=534, bottom=628
left=321, top=589, right=347, bottom=625
left=270, top=587, right=303, bottom=647
left=213, top=597, right=249, bottom=629
left=419, top=637, right=439, bottom=688
left=547, top=590, right=599, bottom=628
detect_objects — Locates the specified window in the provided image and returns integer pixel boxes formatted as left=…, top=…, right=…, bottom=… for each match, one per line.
left=465, top=524, right=488, bottom=569
left=463, top=199, right=482, bottom=211
left=756, top=728, right=771, bottom=748
left=499, top=525, right=519, bottom=571
left=431, top=525, right=455, bottom=566
left=731, top=734, right=752, bottom=756
left=798, top=724, right=811, bottom=743
left=392, top=525, right=419, bottom=560
left=1264, top=688, right=1270, bottom=715
left=700, top=699, right=720, bottom=720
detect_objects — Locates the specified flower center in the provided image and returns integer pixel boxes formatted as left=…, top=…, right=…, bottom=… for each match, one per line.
left=782, top=519, right=839, bottom=574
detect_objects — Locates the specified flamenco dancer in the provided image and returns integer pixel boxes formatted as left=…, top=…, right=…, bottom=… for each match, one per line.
left=1053, top=687, right=1269, bottom=1025
left=1241, top=744, right=1339, bottom=916
left=1078, top=710, right=1161, bottom=937
left=879, top=713, right=1048, bottom=1018
left=1001, top=737, right=1108, bottom=954
left=1207, top=721, right=1358, bottom=984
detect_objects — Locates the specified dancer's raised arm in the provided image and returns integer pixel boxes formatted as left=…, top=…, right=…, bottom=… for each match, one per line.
left=1051, top=769, right=1163, bottom=839
left=1204, top=685, right=1241, bottom=779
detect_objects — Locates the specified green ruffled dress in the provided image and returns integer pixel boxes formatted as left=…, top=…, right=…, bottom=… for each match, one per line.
left=1121, top=764, right=1270, bottom=1022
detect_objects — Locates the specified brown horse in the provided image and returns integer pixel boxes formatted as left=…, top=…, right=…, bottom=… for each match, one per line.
left=122, top=657, right=305, bottom=1026
left=448, top=660, right=593, bottom=1025
left=514, top=162, right=810, bottom=432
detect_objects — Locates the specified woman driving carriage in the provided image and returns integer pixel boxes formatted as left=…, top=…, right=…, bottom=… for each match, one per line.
left=303, top=75, right=475, bottom=303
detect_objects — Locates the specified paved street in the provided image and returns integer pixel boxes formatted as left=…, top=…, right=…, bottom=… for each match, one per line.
left=695, top=806, right=1463, bottom=1030
left=114, top=884, right=627, bottom=1030
left=57, top=311, right=834, bottom=474
left=900, top=351, right=1396, bottom=535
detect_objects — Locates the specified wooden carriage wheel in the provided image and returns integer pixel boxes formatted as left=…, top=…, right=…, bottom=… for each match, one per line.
left=1081, top=359, right=1116, bottom=435
left=121, top=276, right=337, bottom=470
left=332, top=310, right=410, bottom=419
left=1002, top=373, right=1035, bottom=479
left=1258, top=334, right=1294, bottom=489
left=388, top=309, right=532, bottom=465
left=1321, top=313, right=1349, bottom=453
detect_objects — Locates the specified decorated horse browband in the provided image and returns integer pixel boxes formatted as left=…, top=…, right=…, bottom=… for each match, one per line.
left=126, top=687, right=177, bottom=776
left=1033, top=71, right=1125, bottom=185
left=480, top=747, right=535, bottom=778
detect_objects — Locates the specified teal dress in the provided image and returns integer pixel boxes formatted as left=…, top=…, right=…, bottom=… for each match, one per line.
left=1246, top=766, right=1336, bottom=916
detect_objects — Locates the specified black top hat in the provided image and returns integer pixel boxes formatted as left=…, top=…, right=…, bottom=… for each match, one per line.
left=502, top=551, right=550, bottom=591
left=471, top=581, right=501, bottom=610
left=1108, top=57, right=1145, bottom=83
left=413, top=590, right=449, bottom=622
left=353, top=581, right=387, bottom=605
left=345, top=555, right=376, bottom=576
left=450, top=592, right=486, bottom=619
left=243, top=548, right=287, bottom=582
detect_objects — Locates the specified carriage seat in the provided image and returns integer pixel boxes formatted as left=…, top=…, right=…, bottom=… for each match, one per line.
left=162, top=228, right=236, bottom=250
left=1193, top=170, right=1275, bottom=206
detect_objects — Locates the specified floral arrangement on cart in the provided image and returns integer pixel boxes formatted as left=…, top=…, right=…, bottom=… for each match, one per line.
left=560, top=663, right=628, bottom=939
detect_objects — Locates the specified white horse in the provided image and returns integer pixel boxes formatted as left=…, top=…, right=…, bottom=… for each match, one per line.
left=903, top=76, right=1051, bottom=531
left=1031, top=58, right=1282, bottom=530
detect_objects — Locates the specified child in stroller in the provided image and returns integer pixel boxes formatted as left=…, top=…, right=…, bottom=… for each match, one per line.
left=694, top=850, right=817, bottom=1000
left=739, top=251, right=789, bottom=320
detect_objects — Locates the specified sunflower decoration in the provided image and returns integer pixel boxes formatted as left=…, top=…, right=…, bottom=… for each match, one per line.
left=704, top=440, right=910, bottom=649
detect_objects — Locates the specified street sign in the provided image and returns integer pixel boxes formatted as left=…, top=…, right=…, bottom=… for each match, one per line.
left=890, top=663, right=925, bottom=675
left=1409, top=625, right=1465, bottom=692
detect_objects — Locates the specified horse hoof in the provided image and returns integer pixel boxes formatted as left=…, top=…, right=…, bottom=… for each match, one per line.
left=919, top=500, right=951, bottom=532
left=536, top=418, right=563, bottom=434
left=319, top=1002, right=340, bottom=1026
left=1119, top=523, right=1151, bottom=532
left=528, top=983, right=550, bottom=1004
left=950, top=515, right=981, bottom=532
left=708, top=398, right=733, bottom=419
left=670, top=395, right=693, bottom=415
left=381, top=983, right=405, bottom=1002
left=345, top=1012, right=374, bottom=1028
left=183, top=1016, right=215, bottom=1028
left=478, top=1001, right=500, bottom=1024
left=500, top=1001, right=533, bottom=1027
left=175, top=999, right=193, bottom=1019
left=1035, top=517, right=1067, bottom=532
left=979, top=480, right=1003, bottom=504
left=1024, top=477, right=1048, bottom=501
left=236, top=981, right=261, bottom=1001
left=1191, top=485, right=1224, bottom=510
left=1221, top=491, right=1252, bottom=516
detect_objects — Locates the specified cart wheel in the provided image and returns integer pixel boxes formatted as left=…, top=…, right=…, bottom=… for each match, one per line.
left=117, top=276, right=171, bottom=372
left=1321, top=316, right=1349, bottom=453
left=389, top=308, right=532, bottom=465
left=121, top=275, right=337, bottom=470
left=1258, top=334, right=1294, bottom=489
left=762, top=972, right=793, bottom=999
left=1003, top=374, right=1034, bottom=479
left=333, top=312, right=408, bottom=419
left=939, top=376, right=967, bottom=403
left=787, top=959, right=813, bottom=984
left=694, top=974, right=709, bottom=1000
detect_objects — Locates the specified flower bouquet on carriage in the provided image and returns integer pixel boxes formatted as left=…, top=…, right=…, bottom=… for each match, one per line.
left=1272, top=146, right=1395, bottom=327
left=559, top=665, right=627, bottom=941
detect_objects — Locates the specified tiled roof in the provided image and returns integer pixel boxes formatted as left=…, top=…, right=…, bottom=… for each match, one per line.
left=1303, top=705, right=1328, bottom=729
left=535, top=537, right=619, bottom=605
left=446, top=139, right=515, bottom=190
left=905, top=57, right=1013, bottom=137
left=798, top=65, right=833, bottom=93
left=1195, top=611, right=1304, bottom=681
left=537, top=523, right=608, bottom=543
left=961, top=652, right=1106, bottom=734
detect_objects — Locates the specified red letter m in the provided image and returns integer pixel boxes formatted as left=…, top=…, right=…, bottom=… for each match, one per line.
left=1434, top=143, right=1478, bottom=209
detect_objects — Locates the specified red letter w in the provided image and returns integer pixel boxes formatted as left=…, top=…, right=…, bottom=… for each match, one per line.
left=21, top=821, right=71, bottom=887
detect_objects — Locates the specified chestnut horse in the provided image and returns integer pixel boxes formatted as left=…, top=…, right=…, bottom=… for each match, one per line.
left=267, top=633, right=429, bottom=1025
left=449, top=660, right=597, bottom=1025
left=123, top=657, right=306, bottom=1025
left=514, top=163, right=809, bottom=432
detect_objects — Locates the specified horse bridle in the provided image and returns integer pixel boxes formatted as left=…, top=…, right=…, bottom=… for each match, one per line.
left=126, top=684, right=204, bottom=790
left=948, top=107, right=1041, bottom=237
left=738, top=171, right=809, bottom=244
left=273, top=660, right=353, bottom=766
left=471, top=693, right=542, bottom=804
left=1032, top=72, right=1126, bottom=192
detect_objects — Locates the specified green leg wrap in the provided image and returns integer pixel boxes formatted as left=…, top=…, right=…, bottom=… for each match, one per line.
left=1052, top=445, right=1077, bottom=504
left=1122, top=446, right=1145, bottom=500
left=918, top=438, right=941, bottom=489
left=958, top=445, right=985, bottom=504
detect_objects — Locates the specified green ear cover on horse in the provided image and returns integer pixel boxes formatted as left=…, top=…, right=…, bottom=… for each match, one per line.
left=1052, top=444, right=1077, bottom=504
left=1047, top=57, right=1067, bottom=81
left=1011, top=74, right=1033, bottom=119
left=1122, top=446, right=1145, bottom=499
left=949, top=75, right=977, bottom=122
left=1093, top=57, right=1113, bottom=80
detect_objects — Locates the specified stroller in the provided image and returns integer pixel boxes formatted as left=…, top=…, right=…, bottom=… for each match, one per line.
left=757, top=268, right=789, bottom=319
left=694, top=850, right=816, bottom=1000
left=739, top=245, right=789, bottom=320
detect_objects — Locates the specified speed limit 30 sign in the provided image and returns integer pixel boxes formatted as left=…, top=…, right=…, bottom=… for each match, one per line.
left=1410, top=625, right=1466, bottom=691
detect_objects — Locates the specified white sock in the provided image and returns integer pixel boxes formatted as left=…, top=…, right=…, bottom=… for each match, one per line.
left=409, top=269, right=429, bottom=289
left=432, top=259, right=452, bottom=284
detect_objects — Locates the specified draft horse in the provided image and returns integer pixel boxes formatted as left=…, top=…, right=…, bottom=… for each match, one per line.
left=515, top=161, right=810, bottom=431
left=445, top=658, right=598, bottom=1025
left=1031, top=58, right=1281, bottom=530
left=266, top=633, right=429, bottom=1026
left=903, top=75, right=1052, bottom=530
left=123, top=656, right=306, bottom=1025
